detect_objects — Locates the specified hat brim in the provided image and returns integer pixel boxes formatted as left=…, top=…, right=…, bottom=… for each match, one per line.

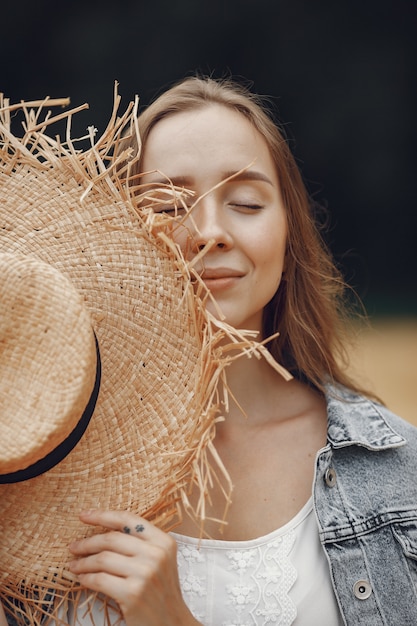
left=0, top=93, right=226, bottom=625
left=0, top=91, right=289, bottom=625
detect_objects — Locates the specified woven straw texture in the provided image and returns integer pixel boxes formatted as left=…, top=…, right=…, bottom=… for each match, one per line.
left=0, top=90, right=289, bottom=625
left=0, top=252, right=97, bottom=474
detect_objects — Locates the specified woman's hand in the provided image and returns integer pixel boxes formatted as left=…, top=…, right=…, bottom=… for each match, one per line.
left=68, top=510, right=200, bottom=626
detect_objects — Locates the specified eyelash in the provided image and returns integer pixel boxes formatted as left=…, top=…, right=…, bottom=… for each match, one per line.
left=154, top=202, right=263, bottom=214
left=231, top=203, right=263, bottom=211
left=154, top=205, right=188, bottom=214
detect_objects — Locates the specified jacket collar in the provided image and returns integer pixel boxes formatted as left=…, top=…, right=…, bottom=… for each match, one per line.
left=325, top=384, right=406, bottom=451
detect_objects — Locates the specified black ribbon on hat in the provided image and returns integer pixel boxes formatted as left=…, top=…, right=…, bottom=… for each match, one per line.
left=0, top=335, right=101, bottom=484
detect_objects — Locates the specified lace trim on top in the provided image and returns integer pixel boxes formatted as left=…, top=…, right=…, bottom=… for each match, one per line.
left=172, top=499, right=313, bottom=626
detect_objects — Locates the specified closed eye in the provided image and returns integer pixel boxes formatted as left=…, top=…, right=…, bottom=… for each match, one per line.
left=155, top=205, right=188, bottom=215
left=139, top=184, right=194, bottom=216
left=230, top=203, right=264, bottom=211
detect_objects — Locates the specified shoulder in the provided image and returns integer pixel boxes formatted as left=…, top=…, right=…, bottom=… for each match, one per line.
left=325, top=383, right=417, bottom=453
left=375, top=401, right=417, bottom=441
left=320, top=384, right=417, bottom=514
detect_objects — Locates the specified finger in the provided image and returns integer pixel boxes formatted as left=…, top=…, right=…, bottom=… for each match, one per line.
left=78, top=510, right=166, bottom=545
left=69, top=529, right=143, bottom=557
left=74, top=570, right=145, bottom=602
left=69, top=550, right=152, bottom=579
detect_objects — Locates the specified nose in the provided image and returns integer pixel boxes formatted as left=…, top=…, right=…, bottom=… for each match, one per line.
left=189, top=197, right=233, bottom=253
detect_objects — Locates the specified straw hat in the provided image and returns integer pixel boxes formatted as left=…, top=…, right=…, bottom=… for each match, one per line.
left=0, top=252, right=99, bottom=480
left=0, top=94, right=204, bottom=624
left=0, top=91, right=289, bottom=625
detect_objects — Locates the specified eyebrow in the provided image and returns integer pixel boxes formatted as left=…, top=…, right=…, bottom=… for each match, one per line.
left=223, top=170, right=274, bottom=186
left=144, top=169, right=274, bottom=188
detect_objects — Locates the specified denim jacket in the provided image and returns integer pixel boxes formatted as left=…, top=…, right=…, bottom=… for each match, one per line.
left=316, top=386, right=417, bottom=625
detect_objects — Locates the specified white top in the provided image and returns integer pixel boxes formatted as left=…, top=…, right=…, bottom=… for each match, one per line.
left=172, top=499, right=344, bottom=626
left=56, top=499, right=344, bottom=626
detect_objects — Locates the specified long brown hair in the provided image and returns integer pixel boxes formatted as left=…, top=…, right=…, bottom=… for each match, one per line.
left=128, top=75, right=367, bottom=396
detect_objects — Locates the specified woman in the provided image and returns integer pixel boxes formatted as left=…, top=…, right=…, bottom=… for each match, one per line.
left=6, top=76, right=417, bottom=625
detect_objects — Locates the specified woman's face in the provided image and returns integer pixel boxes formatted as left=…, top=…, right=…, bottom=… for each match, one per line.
left=141, top=104, right=287, bottom=336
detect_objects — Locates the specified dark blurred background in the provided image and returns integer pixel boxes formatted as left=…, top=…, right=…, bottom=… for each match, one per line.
left=2, top=0, right=416, bottom=316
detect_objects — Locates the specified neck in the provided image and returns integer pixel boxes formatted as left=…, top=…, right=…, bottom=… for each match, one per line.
left=214, top=339, right=326, bottom=434
left=218, top=347, right=294, bottom=424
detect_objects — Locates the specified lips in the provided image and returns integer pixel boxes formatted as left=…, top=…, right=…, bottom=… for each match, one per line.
left=200, top=268, right=244, bottom=280
left=198, top=267, right=244, bottom=291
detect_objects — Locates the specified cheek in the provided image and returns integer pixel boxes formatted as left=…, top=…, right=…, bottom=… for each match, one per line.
left=254, top=228, right=287, bottom=273
left=259, top=241, right=286, bottom=296
left=164, top=221, right=191, bottom=253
